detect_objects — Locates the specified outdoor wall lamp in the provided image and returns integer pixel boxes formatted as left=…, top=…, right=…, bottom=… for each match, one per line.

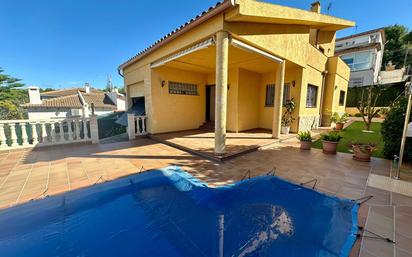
left=161, top=80, right=166, bottom=88
left=292, top=81, right=296, bottom=87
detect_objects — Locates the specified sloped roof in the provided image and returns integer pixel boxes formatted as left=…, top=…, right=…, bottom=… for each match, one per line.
left=22, top=95, right=83, bottom=108
left=118, top=0, right=232, bottom=71
left=23, top=91, right=117, bottom=109
left=81, top=93, right=116, bottom=109
left=41, top=88, right=102, bottom=97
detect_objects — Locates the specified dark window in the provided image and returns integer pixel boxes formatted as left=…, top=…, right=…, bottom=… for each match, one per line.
left=168, top=81, right=198, bottom=95
left=265, top=84, right=275, bottom=107
left=265, top=83, right=291, bottom=107
left=339, top=90, right=346, bottom=106
left=306, top=84, right=318, bottom=108
left=283, top=83, right=291, bottom=105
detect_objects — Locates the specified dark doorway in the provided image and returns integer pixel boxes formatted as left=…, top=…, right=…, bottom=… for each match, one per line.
left=205, top=85, right=215, bottom=122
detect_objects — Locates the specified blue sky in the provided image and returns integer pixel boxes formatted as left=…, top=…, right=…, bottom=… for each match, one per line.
left=1, top=0, right=410, bottom=90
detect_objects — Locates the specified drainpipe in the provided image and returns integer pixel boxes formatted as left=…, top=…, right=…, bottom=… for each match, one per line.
left=319, top=70, right=328, bottom=127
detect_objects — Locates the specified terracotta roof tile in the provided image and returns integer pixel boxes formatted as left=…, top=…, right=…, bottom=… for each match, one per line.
left=22, top=95, right=83, bottom=108
left=81, top=93, right=116, bottom=109
left=41, top=88, right=102, bottom=97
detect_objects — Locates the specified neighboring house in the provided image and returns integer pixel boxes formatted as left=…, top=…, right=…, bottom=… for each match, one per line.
left=118, top=0, right=354, bottom=154
left=22, top=83, right=126, bottom=119
left=335, top=28, right=386, bottom=87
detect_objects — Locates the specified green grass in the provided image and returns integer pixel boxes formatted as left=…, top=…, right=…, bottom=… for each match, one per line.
left=312, top=121, right=385, bottom=158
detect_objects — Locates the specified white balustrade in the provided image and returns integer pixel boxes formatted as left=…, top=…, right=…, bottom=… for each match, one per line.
left=127, top=114, right=148, bottom=140
left=0, top=117, right=98, bottom=150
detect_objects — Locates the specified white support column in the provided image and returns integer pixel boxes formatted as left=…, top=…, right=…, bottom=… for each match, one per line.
left=41, top=122, right=48, bottom=144
left=9, top=123, right=18, bottom=147
left=89, top=115, right=99, bottom=144
left=58, top=122, right=65, bottom=142
left=75, top=119, right=81, bottom=140
left=214, top=31, right=229, bottom=155
left=272, top=61, right=285, bottom=139
left=21, top=123, right=29, bottom=146
left=50, top=122, right=56, bottom=143
left=31, top=122, right=39, bottom=145
left=141, top=117, right=146, bottom=134
left=0, top=124, right=7, bottom=148
left=127, top=113, right=136, bottom=140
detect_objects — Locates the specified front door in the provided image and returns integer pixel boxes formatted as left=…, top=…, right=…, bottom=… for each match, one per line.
left=206, top=85, right=215, bottom=122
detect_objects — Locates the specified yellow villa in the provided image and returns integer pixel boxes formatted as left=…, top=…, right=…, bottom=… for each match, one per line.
left=118, top=0, right=354, bottom=155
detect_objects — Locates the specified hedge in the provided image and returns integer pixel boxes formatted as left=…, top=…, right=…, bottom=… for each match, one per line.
left=381, top=96, right=412, bottom=162
left=346, top=84, right=405, bottom=107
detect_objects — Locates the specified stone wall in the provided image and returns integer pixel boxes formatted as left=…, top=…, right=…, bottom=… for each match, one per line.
left=298, top=115, right=320, bottom=131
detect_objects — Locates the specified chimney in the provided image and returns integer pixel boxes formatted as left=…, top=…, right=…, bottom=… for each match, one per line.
left=85, top=83, right=91, bottom=93
left=310, top=1, right=321, bottom=13
left=28, top=86, right=42, bottom=104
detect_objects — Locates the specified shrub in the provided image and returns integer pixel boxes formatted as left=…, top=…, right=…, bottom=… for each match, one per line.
left=330, top=112, right=349, bottom=124
left=321, top=131, right=343, bottom=142
left=297, top=131, right=312, bottom=142
left=381, top=97, right=412, bottom=161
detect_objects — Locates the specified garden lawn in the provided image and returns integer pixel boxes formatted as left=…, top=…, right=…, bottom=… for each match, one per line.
left=312, top=121, right=384, bottom=158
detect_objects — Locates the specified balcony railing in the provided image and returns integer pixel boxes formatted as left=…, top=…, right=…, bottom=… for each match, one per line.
left=127, top=114, right=148, bottom=140
left=0, top=116, right=99, bottom=150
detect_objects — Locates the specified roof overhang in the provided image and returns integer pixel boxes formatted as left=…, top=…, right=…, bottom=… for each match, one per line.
left=149, top=36, right=284, bottom=69
left=226, top=0, right=355, bottom=31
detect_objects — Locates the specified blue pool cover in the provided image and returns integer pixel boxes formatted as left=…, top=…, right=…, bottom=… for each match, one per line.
left=0, top=166, right=359, bottom=257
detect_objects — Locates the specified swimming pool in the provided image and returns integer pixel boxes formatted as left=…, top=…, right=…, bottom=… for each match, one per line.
left=0, top=166, right=358, bottom=257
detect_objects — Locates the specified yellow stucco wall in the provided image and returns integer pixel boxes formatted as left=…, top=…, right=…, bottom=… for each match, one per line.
left=149, top=66, right=207, bottom=134
left=237, top=69, right=260, bottom=131
left=322, top=56, right=350, bottom=125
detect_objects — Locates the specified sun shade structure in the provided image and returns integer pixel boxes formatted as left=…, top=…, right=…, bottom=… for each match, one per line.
left=0, top=166, right=359, bottom=257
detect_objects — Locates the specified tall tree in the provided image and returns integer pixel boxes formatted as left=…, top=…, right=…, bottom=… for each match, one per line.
left=0, top=68, right=28, bottom=120
left=383, top=25, right=412, bottom=69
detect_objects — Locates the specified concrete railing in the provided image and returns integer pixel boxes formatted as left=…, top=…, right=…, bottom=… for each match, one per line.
left=127, top=114, right=148, bottom=140
left=0, top=115, right=99, bottom=150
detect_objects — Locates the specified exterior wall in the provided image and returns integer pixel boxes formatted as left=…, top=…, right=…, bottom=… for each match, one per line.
left=297, top=65, right=324, bottom=131
left=237, top=69, right=260, bottom=131
left=93, top=108, right=115, bottom=116
left=322, top=57, right=350, bottom=125
left=226, top=23, right=310, bottom=67
left=27, top=108, right=78, bottom=120
left=149, top=66, right=207, bottom=134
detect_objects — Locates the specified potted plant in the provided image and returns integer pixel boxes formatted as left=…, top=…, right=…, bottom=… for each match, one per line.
left=297, top=131, right=312, bottom=150
left=350, top=141, right=376, bottom=162
left=281, top=98, right=296, bottom=135
left=330, top=112, right=348, bottom=131
left=321, top=131, right=342, bottom=154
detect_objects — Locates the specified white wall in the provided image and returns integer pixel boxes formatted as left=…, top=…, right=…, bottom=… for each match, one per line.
left=27, top=108, right=79, bottom=120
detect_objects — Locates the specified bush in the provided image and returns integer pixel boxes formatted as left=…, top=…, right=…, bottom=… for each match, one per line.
left=321, top=131, right=343, bottom=142
left=297, top=131, right=312, bottom=142
left=381, top=97, right=412, bottom=161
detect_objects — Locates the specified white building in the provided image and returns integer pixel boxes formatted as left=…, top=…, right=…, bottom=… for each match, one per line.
left=23, top=83, right=126, bottom=120
left=335, top=28, right=386, bottom=87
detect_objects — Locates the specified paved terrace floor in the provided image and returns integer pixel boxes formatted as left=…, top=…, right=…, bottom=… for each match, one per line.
left=0, top=138, right=411, bottom=257
left=150, top=129, right=294, bottom=161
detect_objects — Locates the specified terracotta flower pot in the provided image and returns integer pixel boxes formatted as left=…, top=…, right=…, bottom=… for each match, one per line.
left=300, top=141, right=312, bottom=150
left=352, top=145, right=373, bottom=162
left=322, top=140, right=339, bottom=154
left=335, top=123, right=344, bottom=131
